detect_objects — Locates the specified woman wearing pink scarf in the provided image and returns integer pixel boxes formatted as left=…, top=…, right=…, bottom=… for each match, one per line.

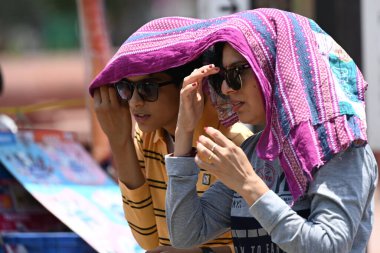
left=160, top=9, right=378, bottom=253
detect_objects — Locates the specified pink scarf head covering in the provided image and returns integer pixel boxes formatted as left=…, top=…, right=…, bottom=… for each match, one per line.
left=89, top=8, right=368, bottom=201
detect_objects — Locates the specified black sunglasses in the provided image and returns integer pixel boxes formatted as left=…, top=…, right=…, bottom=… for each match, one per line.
left=209, top=63, right=251, bottom=95
left=114, top=78, right=173, bottom=102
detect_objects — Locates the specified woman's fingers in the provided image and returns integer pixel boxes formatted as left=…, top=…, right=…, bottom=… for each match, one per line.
left=195, top=152, right=222, bottom=175
left=196, top=139, right=221, bottom=166
left=204, top=127, right=234, bottom=148
left=183, top=64, right=220, bottom=87
left=180, top=64, right=220, bottom=110
left=198, top=135, right=220, bottom=155
left=180, top=82, right=198, bottom=97
left=180, top=65, right=216, bottom=103
left=196, top=128, right=239, bottom=170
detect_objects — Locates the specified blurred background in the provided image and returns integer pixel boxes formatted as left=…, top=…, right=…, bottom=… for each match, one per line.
left=0, top=0, right=379, bottom=251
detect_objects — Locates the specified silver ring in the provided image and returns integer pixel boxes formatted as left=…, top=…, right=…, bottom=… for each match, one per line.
left=211, top=143, right=217, bottom=153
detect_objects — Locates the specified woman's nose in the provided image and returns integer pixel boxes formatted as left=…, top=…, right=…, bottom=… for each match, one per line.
left=221, top=80, right=237, bottom=95
left=128, top=89, right=144, bottom=107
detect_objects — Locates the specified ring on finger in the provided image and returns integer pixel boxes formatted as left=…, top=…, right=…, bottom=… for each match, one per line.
left=208, top=153, right=213, bottom=161
left=211, top=143, right=217, bottom=153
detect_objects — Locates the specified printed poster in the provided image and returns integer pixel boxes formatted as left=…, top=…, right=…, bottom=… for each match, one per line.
left=0, top=130, right=144, bottom=253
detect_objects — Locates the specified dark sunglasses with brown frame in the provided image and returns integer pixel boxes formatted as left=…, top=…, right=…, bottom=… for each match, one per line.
left=114, top=78, right=173, bottom=102
left=209, top=63, right=251, bottom=96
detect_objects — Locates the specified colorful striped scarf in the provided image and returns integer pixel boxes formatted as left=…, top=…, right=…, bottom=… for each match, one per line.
left=89, top=8, right=368, bottom=201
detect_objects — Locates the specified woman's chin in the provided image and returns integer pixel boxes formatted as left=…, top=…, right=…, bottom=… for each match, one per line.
left=238, top=114, right=265, bottom=126
left=237, top=112, right=254, bottom=125
left=137, top=124, right=156, bottom=133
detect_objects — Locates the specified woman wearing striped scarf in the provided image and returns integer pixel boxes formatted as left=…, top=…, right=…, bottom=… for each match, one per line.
left=164, top=8, right=378, bottom=253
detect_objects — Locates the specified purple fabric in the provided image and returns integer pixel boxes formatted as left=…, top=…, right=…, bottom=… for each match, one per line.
left=89, top=8, right=368, bottom=201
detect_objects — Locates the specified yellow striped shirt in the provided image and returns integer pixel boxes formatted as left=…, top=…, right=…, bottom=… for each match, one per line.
left=119, top=100, right=253, bottom=251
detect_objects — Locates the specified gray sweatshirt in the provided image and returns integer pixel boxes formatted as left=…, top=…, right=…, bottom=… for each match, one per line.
left=165, top=134, right=378, bottom=253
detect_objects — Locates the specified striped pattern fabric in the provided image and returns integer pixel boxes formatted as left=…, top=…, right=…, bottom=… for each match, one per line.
left=120, top=126, right=232, bottom=249
left=119, top=101, right=252, bottom=250
left=89, top=8, right=368, bottom=201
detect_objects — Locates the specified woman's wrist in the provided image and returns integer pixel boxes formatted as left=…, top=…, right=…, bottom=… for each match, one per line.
left=174, top=128, right=194, bottom=156
left=240, top=176, right=270, bottom=206
left=179, top=147, right=197, bottom=157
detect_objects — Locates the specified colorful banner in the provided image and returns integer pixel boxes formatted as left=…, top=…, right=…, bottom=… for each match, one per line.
left=0, top=130, right=144, bottom=253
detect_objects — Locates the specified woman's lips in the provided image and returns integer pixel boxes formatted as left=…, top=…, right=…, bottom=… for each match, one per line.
left=133, top=113, right=151, bottom=123
left=231, top=101, right=244, bottom=112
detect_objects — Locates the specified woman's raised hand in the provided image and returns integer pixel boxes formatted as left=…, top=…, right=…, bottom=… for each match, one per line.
left=195, top=127, right=269, bottom=206
left=176, top=64, right=220, bottom=133
left=174, top=64, right=220, bottom=156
